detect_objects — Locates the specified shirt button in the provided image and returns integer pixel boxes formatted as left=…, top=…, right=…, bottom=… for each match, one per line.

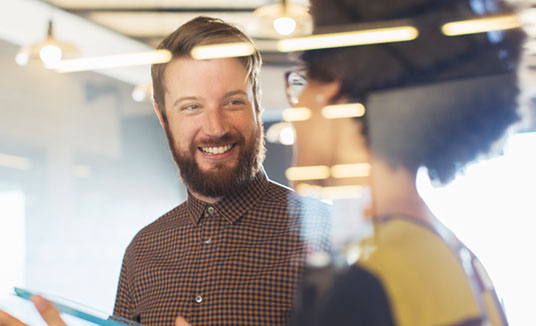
left=195, top=295, right=203, bottom=303
left=205, top=238, right=212, bottom=244
left=207, top=206, right=215, bottom=214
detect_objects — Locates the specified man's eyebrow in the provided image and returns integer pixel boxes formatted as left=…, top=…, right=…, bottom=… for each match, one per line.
left=223, top=90, right=248, bottom=98
left=172, top=96, right=199, bottom=107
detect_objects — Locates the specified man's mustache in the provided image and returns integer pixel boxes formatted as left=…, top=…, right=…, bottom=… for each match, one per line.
left=194, top=132, right=244, bottom=147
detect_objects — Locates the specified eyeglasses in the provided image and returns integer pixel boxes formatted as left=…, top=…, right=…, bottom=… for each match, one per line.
left=285, top=70, right=307, bottom=106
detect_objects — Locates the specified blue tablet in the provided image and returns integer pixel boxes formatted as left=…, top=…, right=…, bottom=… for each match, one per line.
left=12, top=288, right=143, bottom=326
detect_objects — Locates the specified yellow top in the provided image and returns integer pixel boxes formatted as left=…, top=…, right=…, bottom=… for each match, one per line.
left=357, top=217, right=506, bottom=326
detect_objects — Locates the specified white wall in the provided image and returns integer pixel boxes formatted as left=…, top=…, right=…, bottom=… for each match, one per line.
left=0, top=39, right=184, bottom=313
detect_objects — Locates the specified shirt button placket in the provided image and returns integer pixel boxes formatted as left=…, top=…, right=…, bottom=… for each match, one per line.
left=195, top=206, right=214, bottom=308
left=205, top=206, right=215, bottom=244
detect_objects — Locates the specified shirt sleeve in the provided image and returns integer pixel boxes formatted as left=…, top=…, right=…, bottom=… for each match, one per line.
left=113, top=243, right=137, bottom=321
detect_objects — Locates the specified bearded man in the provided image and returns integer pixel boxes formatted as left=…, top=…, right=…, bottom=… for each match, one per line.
left=111, top=16, right=330, bottom=326
left=0, top=16, right=329, bottom=326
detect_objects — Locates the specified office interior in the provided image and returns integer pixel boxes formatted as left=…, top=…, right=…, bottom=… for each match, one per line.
left=0, top=0, right=535, bottom=325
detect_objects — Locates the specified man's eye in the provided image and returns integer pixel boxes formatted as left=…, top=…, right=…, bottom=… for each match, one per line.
left=228, top=99, right=244, bottom=106
left=182, top=104, right=200, bottom=111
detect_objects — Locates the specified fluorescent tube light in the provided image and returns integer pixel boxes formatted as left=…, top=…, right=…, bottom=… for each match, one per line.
left=0, top=154, right=32, bottom=170
left=331, top=163, right=370, bottom=179
left=286, top=165, right=330, bottom=181
left=190, top=42, right=255, bottom=60
left=54, top=49, right=172, bottom=73
left=277, top=26, right=419, bottom=52
left=282, top=107, right=312, bottom=121
left=322, top=103, right=365, bottom=119
left=296, top=183, right=366, bottom=199
left=441, top=14, right=520, bottom=36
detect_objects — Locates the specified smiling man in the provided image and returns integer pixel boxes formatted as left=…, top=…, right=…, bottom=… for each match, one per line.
left=110, top=17, right=330, bottom=326
left=0, top=16, right=329, bottom=326
left=157, top=55, right=264, bottom=203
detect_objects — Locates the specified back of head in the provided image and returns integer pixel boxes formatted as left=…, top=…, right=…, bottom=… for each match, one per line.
left=302, top=0, right=527, bottom=183
left=151, top=16, right=263, bottom=121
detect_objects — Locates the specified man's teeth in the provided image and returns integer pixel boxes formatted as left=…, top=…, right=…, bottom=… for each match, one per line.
left=201, top=144, right=233, bottom=154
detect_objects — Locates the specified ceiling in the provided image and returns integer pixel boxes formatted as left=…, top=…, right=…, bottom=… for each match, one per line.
left=2, top=0, right=535, bottom=89
left=41, top=0, right=536, bottom=56
left=41, top=0, right=311, bottom=63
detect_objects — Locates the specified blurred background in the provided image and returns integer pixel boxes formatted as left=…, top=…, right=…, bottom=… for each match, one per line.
left=0, top=0, right=535, bottom=325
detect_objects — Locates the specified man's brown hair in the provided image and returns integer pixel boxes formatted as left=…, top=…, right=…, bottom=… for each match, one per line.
left=151, top=16, right=263, bottom=122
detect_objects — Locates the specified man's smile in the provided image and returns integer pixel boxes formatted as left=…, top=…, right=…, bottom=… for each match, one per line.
left=199, top=144, right=235, bottom=155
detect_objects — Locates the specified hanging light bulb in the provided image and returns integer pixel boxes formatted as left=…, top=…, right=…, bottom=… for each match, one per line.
left=273, top=17, right=297, bottom=36
left=15, top=20, right=78, bottom=69
left=40, top=45, right=63, bottom=67
left=253, top=0, right=312, bottom=38
left=131, top=83, right=153, bottom=102
left=266, top=121, right=296, bottom=145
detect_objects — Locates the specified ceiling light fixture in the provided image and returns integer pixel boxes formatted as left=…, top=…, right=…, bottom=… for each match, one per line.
left=331, top=163, right=371, bottom=178
left=15, top=20, right=78, bottom=68
left=253, top=0, right=312, bottom=38
left=0, top=153, right=32, bottom=170
left=277, top=26, right=419, bottom=52
left=286, top=165, right=331, bottom=181
left=273, top=16, right=297, bottom=36
left=441, top=14, right=520, bottom=36
left=53, top=49, right=171, bottom=73
left=266, top=122, right=296, bottom=145
left=322, top=103, right=366, bottom=119
left=282, top=107, right=312, bottom=121
left=295, top=183, right=366, bottom=200
left=190, top=42, right=255, bottom=60
left=131, top=83, right=153, bottom=102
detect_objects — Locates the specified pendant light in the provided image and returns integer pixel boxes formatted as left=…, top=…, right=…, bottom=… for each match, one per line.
left=15, top=20, right=78, bottom=68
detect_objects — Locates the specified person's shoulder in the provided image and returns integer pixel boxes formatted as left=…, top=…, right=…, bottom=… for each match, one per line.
left=129, top=201, right=189, bottom=244
left=364, top=216, right=465, bottom=280
left=264, top=179, right=330, bottom=212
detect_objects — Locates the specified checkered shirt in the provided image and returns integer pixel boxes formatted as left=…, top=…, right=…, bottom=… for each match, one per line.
left=113, top=172, right=330, bottom=326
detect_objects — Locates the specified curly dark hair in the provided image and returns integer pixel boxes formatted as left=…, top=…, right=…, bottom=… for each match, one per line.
left=301, top=0, right=527, bottom=183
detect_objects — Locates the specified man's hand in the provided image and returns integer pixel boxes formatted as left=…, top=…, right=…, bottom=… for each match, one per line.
left=0, top=295, right=66, bottom=326
left=1, top=297, right=192, bottom=326
left=175, top=316, right=192, bottom=326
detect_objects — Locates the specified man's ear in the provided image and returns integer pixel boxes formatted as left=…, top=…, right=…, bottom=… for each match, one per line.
left=153, top=101, right=166, bottom=128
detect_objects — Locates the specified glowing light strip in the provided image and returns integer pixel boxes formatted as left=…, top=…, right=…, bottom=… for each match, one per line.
left=0, top=153, right=32, bottom=170
left=441, top=14, right=520, bottom=36
left=286, top=166, right=330, bottom=181
left=282, top=107, right=312, bottom=121
left=287, top=163, right=370, bottom=181
left=54, top=49, right=172, bottom=72
left=277, top=26, right=419, bottom=52
left=322, top=103, right=366, bottom=119
left=296, top=183, right=366, bottom=199
left=331, top=163, right=370, bottom=178
left=191, top=42, right=255, bottom=60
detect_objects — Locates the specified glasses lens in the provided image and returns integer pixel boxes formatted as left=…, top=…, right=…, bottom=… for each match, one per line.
left=287, top=71, right=307, bottom=106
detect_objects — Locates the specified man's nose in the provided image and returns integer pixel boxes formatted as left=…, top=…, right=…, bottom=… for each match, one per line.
left=203, top=106, right=227, bottom=137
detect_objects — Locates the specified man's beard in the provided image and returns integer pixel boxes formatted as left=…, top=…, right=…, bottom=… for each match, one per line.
left=163, top=123, right=266, bottom=198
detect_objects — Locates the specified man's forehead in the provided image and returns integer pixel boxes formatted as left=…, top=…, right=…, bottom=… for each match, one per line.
left=163, top=57, right=252, bottom=97
left=165, top=56, right=247, bottom=77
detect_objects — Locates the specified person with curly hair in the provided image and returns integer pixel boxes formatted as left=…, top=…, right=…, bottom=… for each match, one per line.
left=288, top=0, right=527, bottom=325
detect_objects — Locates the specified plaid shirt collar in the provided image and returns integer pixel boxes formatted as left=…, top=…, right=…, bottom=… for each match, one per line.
left=186, top=169, right=269, bottom=225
